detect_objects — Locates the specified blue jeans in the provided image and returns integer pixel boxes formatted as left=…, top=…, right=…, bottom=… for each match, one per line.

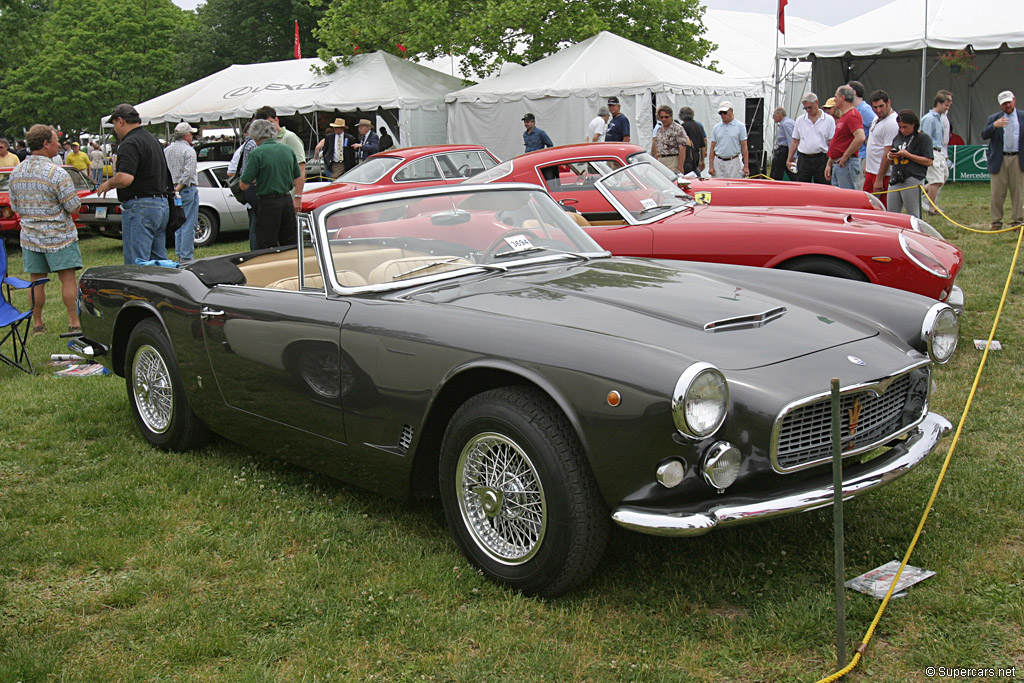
left=122, top=196, right=168, bottom=265
left=833, top=156, right=861, bottom=190
left=175, top=185, right=198, bottom=262
left=91, top=168, right=103, bottom=186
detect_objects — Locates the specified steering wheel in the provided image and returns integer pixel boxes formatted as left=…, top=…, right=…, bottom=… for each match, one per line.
left=457, top=164, right=472, bottom=178
left=479, top=229, right=537, bottom=262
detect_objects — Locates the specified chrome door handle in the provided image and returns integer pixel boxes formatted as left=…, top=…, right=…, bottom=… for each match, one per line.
left=200, top=307, right=225, bottom=319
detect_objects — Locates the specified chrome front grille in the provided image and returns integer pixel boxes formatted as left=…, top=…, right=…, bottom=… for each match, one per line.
left=773, top=368, right=929, bottom=472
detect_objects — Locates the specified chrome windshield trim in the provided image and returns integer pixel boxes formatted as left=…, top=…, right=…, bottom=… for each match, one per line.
left=768, top=360, right=932, bottom=473
left=594, top=162, right=696, bottom=226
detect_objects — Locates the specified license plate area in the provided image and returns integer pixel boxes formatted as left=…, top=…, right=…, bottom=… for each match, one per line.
left=95, top=206, right=108, bottom=219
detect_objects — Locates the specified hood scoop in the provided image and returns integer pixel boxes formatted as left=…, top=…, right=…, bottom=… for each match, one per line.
left=704, top=306, right=787, bottom=332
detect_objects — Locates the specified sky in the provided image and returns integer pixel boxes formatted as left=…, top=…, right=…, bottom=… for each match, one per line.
left=701, top=0, right=896, bottom=26
left=170, top=0, right=898, bottom=26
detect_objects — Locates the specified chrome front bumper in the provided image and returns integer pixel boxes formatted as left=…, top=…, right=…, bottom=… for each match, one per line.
left=947, top=285, right=965, bottom=316
left=611, top=412, right=951, bottom=537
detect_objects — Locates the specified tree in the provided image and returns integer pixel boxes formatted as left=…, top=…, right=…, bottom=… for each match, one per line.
left=180, top=0, right=326, bottom=83
left=313, top=0, right=714, bottom=78
left=1, top=0, right=192, bottom=136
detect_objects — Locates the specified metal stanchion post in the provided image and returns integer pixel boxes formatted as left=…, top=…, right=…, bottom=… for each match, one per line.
left=831, top=378, right=847, bottom=670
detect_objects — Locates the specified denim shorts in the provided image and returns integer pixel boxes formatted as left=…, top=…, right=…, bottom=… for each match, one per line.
left=22, top=243, right=83, bottom=274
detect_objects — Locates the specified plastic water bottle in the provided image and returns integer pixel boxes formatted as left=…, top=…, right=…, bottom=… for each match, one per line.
left=174, top=191, right=182, bottom=207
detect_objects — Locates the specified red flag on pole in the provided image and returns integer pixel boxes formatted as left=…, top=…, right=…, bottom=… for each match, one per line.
left=294, top=20, right=301, bottom=58
left=778, top=0, right=788, bottom=34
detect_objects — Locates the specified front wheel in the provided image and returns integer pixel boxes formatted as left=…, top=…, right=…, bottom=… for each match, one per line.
left=125, top=318, right=210, bottom=452
left=779, top=255, right=868, bottom=281
left=194, top=208, right=220, bottom=248
left=439, top=387, right=609, bottom=597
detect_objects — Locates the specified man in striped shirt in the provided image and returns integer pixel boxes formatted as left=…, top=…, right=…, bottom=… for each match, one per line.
left=9, top=124, right=83, bottom=334
left=164, top=122, right=199, bottom=262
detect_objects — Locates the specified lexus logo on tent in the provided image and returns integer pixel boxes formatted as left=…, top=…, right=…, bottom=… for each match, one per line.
left=223, top=82, right=330, bottom=99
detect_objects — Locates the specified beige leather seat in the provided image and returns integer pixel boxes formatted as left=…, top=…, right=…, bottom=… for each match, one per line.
left=267, top=270, right=367, bottom=290
left=367, top=256, right=473, bottom=284
left=567, top=211, right=590, bottom=227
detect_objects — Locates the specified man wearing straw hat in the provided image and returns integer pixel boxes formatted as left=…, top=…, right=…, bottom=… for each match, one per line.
left=320, top=118, right=354, bottom=178
left=352, top=119, right=380, bottom=164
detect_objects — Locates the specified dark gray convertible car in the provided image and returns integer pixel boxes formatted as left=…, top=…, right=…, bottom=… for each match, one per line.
left=74, top=183, right=958, bottom=597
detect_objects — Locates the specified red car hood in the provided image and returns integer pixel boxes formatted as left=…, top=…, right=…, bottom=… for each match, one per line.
left=301, top=182, right=380, bottom=211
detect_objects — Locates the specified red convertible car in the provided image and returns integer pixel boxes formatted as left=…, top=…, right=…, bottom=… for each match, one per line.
left=300, top=145, right=500, bottom=212
left=476, top=143, right=891, bottom=216
left=1, top=165, right=95, bottom=243
left=570, top=163, right=963, bottom=305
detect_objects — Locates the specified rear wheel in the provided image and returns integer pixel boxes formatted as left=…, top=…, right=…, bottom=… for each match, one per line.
left=125, top=319, right=210, bottom=451
left=194, top=208, right=220, bottom=248
left=439, top=387, right=609, bottom=597
left=779, top=256, right=868, bottom=281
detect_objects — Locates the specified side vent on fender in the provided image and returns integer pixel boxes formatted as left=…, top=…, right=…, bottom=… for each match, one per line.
left=399, top=424, right=414, bottom=451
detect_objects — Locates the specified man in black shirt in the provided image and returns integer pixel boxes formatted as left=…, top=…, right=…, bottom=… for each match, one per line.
left=97, top=103, right=171, bottom=264
left=679, top=107, right=707, bottom=175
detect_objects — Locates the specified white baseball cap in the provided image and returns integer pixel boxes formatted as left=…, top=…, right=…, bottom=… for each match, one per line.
left=997, top=90, right=1015, bottom=105
left=174, top=122, right=198, bottom=135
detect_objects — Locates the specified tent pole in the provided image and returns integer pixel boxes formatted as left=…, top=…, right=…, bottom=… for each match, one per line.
left=919, top=0, right=928, bottom=115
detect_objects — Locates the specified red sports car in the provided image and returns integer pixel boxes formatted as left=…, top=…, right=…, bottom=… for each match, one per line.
left=475, top=142, right=895, bottom=214
left=300, top=145, right=500, bottom=212
left=561, top=162, right=963, bottom=306
left=1, top=165, right=95, bottom=243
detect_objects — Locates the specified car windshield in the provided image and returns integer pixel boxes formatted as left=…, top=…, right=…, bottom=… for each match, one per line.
left=468, top=159, right=513, bottom=184
left=0, top=172, right=10, bottom=192
left=333, top=156, right=403, bottom=185
left=319, top=187, right=606, bottom=287
left=596, top=162, right=694, bottom=222
left=627, top=151, right=683, bottom=183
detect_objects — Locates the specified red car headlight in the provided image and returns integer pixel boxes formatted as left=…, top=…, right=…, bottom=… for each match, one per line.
left=899, top=231, right=950, bottom=279
left=0, top=205, right=14, bottom=219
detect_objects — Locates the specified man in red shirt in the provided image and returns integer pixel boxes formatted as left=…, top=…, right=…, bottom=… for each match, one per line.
left=825, top=85, right=866, bottom=190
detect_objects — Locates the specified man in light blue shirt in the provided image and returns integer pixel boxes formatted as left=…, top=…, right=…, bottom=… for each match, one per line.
left=920, top=90, right=952, bottom=214
left=709, top=101, right=748, bottom=178
left=769, top=107, right=795, bottom=180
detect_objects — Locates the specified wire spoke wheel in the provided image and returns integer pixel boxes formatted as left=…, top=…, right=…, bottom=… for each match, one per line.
left=457, top=432, right=546, bottom=564
left=131, top=344, right=173, bottom=434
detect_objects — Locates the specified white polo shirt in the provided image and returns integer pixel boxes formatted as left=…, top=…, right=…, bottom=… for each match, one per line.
left=792, top=111, right=835, bottom=154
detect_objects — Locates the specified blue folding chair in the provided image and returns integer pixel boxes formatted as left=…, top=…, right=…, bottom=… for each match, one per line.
left=1, top=240, right=48, bottom=374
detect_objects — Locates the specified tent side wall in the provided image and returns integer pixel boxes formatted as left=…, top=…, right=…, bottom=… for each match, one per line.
left=809, top=48, right=1022, bottom=146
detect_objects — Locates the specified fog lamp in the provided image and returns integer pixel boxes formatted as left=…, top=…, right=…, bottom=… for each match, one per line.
left=656, top=460, right=685, bottom=488
left=702, top=442, right=741, bottom=492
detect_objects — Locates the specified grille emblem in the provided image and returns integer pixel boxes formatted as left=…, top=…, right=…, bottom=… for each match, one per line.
left=847, top=355, right=866, bottom=366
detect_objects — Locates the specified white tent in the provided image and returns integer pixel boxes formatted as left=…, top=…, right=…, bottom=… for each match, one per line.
left=445, top=31, right=759, bottom=161
left=121, top=51, right=466, bottom=148
left=778, top=0, right=1024, bottom=143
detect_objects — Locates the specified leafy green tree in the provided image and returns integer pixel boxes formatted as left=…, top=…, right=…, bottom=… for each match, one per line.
left=0, top=0, right=192, bottom=136
left=313, top=0, right=714, bottom=78
left=180, top=0, right=326, bottom=82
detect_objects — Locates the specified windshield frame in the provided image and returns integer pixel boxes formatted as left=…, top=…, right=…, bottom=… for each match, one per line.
left=331, top=156, right=404, bottom=185
left=311, top=183, right=610, bottom=294
left=595, top=162, right=696, bottom=225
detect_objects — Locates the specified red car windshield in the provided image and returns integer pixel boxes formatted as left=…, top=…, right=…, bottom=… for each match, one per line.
left=333, top=156, right=403, bottom=185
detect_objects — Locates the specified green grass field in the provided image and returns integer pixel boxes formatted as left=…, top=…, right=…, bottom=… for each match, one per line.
left=2, top=184, right=1022, bottom=682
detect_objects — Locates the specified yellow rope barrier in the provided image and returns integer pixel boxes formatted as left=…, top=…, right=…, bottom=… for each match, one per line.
left=868, top=185, right=1024, bottom=233
left=813, top=225, right=1024, bottom=683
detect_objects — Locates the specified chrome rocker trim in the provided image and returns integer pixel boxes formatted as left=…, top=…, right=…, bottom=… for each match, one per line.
left=611, top=412, right=951, bottom=537
left=68, top=335, right=108, bottom=359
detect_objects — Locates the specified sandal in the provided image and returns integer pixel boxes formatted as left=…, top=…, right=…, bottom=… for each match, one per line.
left=68, top=326, right=82, bottom=334
left=31, top=325, right=47, bottom=337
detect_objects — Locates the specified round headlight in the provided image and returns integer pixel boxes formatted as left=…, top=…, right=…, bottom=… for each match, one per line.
left=702, top=441, right=741, bottom=491
left=922, top=303, right=959, bottom=363
left=671, top=362, right=728, bottom=438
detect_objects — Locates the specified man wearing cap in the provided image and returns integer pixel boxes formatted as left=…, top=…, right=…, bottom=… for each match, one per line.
left=825, top=85, right=866, bottom=190
left=604, top=97, right=631, bottom=143
left=709, top=101, right=748, bottom=178
left=164, top=121, right=199, bottom=262
left=982, top=90, right=1024, bottom=230
left=352, top=119, right=380, bottom=163
left=587, top=107, right=610, bottom=142
left=320, top=118, right=353, bottom=177
left=97, top=103, right=171, bottom=265
left=522, top=114, right=554, bottom=153
left=64, top=143, right=90, bottom=175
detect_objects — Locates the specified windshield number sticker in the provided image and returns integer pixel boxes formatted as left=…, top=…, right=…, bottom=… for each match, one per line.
left=504, top=234, right=534, bottom=251
left=95, top=206, right=107, bottom=219
left=640, top=198, right=658, bottom=210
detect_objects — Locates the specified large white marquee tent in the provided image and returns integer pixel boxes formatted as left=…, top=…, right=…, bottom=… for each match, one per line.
left=113, top=51, right=465, bottom=148
left=445, top=31, right=759, bottom=161
left=778, top=0, right=1024, bottom=144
